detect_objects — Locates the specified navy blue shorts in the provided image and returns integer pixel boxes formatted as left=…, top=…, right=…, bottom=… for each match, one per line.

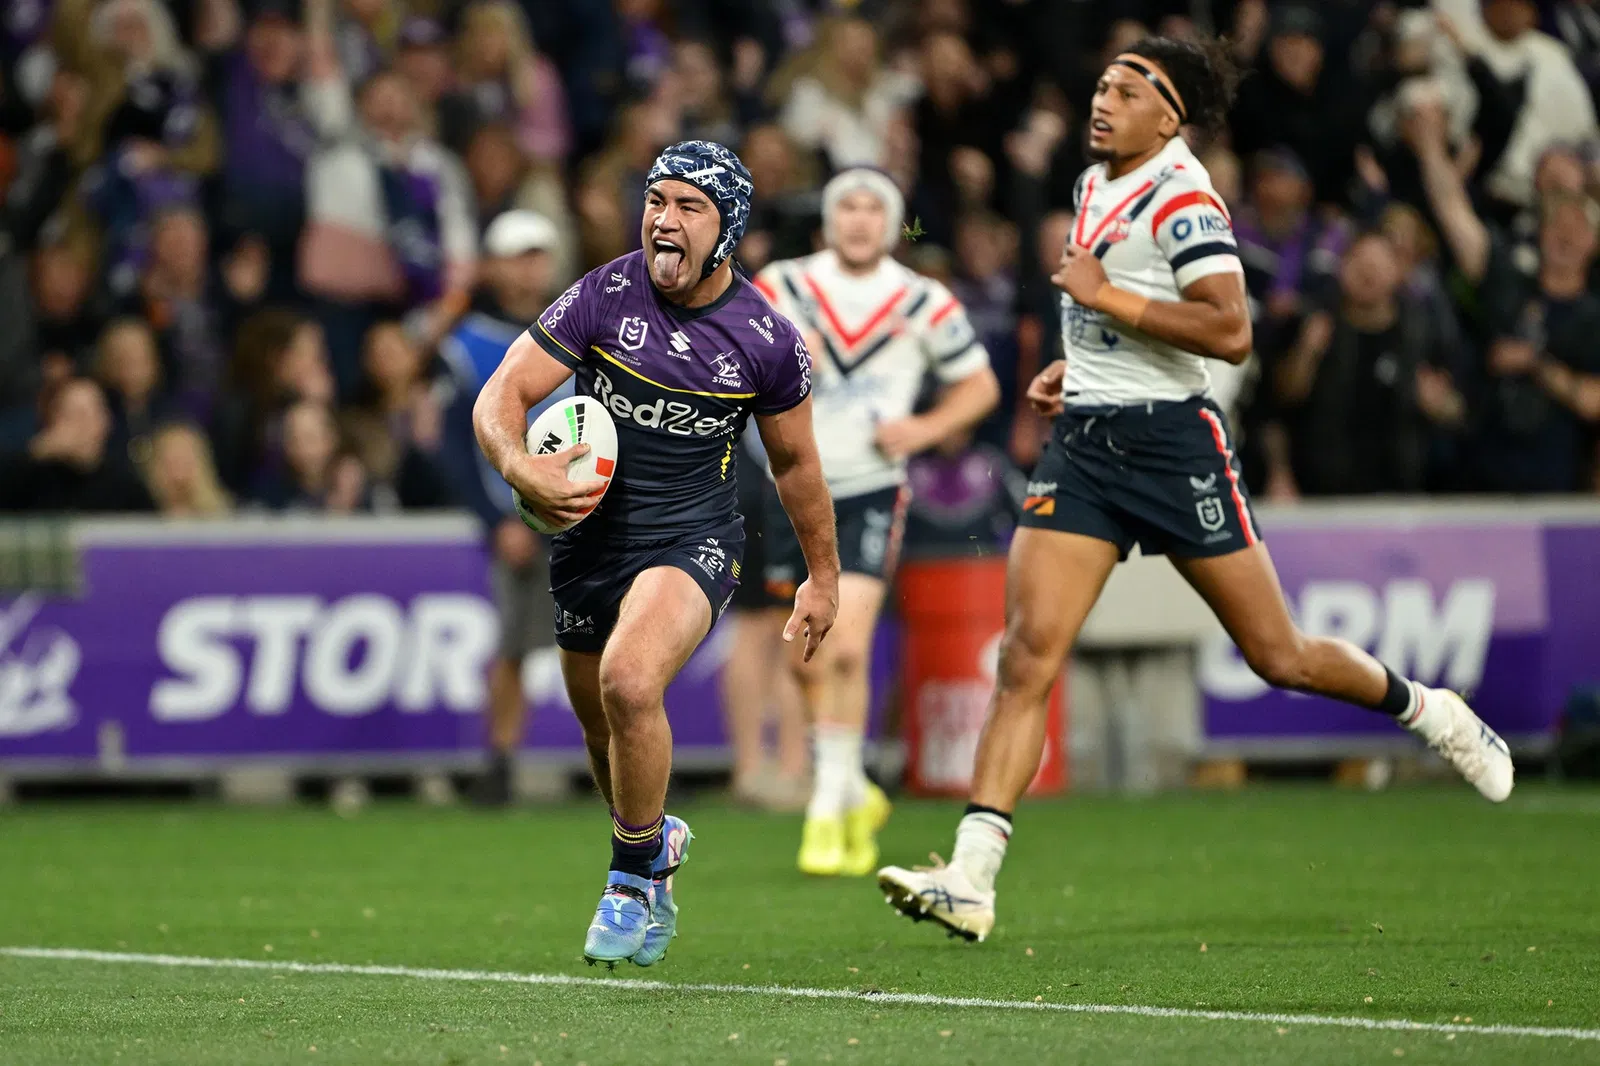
left=762, top=484, right=908, bottom=598
left=1019, top=396, right=1262, bottom=559
left=548, top=517, right=745, bottom=653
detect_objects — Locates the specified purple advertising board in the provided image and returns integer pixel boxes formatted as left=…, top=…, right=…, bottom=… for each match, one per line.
left=1199, top=513, right=1600, bottom=746
left=0, top=520, right=894, bottom=769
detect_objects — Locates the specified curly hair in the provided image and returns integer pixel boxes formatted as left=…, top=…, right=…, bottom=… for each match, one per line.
left=1125, top=36, right=1244, bottom=136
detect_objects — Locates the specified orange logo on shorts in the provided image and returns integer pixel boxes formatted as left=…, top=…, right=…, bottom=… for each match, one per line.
left=1023, top=496, right=1056, bottom=516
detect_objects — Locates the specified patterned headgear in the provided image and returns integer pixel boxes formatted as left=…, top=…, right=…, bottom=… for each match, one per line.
left=645, top=140, right=755, bottom=279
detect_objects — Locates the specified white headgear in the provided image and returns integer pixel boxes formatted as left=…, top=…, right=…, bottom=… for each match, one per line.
left=821, top=168, right=905, bottom=254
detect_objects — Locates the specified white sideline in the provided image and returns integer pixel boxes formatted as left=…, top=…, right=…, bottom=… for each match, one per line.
left=4, top=946, right=1598, bottom=1043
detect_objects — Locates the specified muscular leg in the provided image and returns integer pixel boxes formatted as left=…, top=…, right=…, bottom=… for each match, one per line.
left=967, top=529, right=1121, bottom=811
left=599, top=566, right=714, bottom=830
left=559, top=649, right=613, bottom=807
left=1170, top=543, right=1390, bottom=707
left=790, top=573, right=885, bottom=818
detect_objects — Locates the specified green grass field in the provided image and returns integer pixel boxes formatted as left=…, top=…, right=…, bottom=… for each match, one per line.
left=2, top=786, right=1598, bottom=1065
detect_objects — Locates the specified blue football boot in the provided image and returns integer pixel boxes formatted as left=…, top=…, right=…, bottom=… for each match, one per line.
left=582, top=872, right=652, bottom=969
left=630, top=815, right=692, bottom=967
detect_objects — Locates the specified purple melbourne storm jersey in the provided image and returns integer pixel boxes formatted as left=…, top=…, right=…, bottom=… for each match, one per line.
left=531, top=249, right=813, bottom=544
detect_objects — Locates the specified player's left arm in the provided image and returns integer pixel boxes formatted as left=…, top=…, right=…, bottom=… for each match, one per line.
left=753, top=333, right=839, bottom=661
left=1055, top=187, right=1253, bottom=364
left=877, top=292, right=1000, bottom=459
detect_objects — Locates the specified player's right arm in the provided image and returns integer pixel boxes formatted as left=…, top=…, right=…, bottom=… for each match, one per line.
left=473, top=279, right=608, bottom=527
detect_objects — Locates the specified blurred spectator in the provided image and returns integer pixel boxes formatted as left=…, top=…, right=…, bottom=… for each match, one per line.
left=462, top=122, right=580, bottom=286
left=141, top=421, right=233, bottom=517
left=199, top=0, right=353, bottom=299
left=81, top=0, right=217, bottom=300
left=1230, top=3, right=1361, bottom=206
left=1267, top=231, right=1469, bottom=498
left=1234, top=149, right=1351, bottom=340
left=779, top=17, right=915, bottom=171
left=616, top=0, right=675, bottom=96
left=344, top=320, right=453, bottom=510
left=437, top=209, right=569, bottom=803
left=950, top=212, right=1019, bottom=451
left=439, top=1, right=570, bottom=166
left=1551, top=0, right=1600, bottom=104
left=333, top=0, right=390, bottom=87
left=394, top=16, right=452, bottom=129
left=911, top=32, right=1006, bottom=247
left=299, top=68, right=476, bottom=390
left=1434, top=0, right=1598, bottom=216
left=0, top=377, right=155, bottom=512
left=738, top=122, right=819, bottom=271
left=437, top=210, right=568, bottom=534
left=30, top=240, right=103, bottom=376
left=3, top=72, right=90, bottom=254
left=669, top=40, right=742, bottom=148
left=134, top=206, right=228, bottom=419
left=211, top=309, right=334, bottom=496
left=254, top=398, right=368, bottom=512
left=1409, top=94, right=1600, bottom=492
left=574, top=98, right=677, bottom=267
left=93, top=317, right=178, bottom=462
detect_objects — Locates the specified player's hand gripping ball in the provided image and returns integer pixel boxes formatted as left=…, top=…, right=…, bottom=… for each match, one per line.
left=510, top=396, right=619, bottom=534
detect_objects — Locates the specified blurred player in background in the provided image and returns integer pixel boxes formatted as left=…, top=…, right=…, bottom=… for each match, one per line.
left=877, top=36, right=1515, bottom=943
left=722, top=427, right=809, bottom=811
left=438, top=210, right=571, bottom=806
left=756, top=169, right=999, bottom=877
left=476, top=141, right=839, bottom=968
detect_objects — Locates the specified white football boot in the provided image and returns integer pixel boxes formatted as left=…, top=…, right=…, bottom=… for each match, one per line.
left=877, top=857, right=996, bottom=942
left=1405, top=686, right=1514, bottom=802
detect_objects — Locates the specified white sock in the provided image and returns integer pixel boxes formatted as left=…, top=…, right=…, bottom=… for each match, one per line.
left=807, top=726, right=863, bottom=819
left=1397, top=680, right=1425, bottom=729
left=951, top=811, right=1011, bottom=894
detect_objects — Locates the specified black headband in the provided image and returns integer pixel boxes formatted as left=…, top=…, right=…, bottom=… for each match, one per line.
left=1112, top=57, right=1188, bottom=124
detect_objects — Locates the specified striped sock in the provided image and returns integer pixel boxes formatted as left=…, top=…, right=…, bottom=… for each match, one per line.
left=951, top=809, right=1012, bottom=894
left=611, top=810, right=664, bottom=880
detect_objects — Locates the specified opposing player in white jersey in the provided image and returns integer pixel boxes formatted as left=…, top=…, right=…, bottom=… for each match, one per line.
left=754, top=168, right=999, bottom=877
left=877, top=35, right=1514, bottom=942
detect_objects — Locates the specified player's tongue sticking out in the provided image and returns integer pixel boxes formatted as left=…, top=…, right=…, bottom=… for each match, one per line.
left=651, top=236, right=687, bottom=283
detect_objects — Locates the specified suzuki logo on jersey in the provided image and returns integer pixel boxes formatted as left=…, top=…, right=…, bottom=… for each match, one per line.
left=604, top=272, right=631, bottom=293
left=749, top=317, right=775, bottom=343
left=669, top=331, right=693, bottom=355
left=592, top=368, right=737, bottom=437
left=710, top=352, right=743, bottom=388
left=618, top=316, right=649, bottom=350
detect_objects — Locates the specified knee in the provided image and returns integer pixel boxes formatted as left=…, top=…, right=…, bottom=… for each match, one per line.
left=1242, top=631, right=1311, bottom=691
left=598, top=660, right=664, bottom=724
left=995, top=625, right=1061, bottom=698
left=828, top=640, right=868, bottom=681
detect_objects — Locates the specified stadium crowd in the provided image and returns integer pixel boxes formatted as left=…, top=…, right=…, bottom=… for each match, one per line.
left=2, top=0, right=1600, bottom=536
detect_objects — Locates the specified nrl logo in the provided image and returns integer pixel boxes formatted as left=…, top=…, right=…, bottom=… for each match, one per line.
left=617, top=316, right=649, bottom=351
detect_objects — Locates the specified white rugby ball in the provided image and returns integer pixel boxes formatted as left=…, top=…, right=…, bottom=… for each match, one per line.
left=512, top=395, right=619, bottom=534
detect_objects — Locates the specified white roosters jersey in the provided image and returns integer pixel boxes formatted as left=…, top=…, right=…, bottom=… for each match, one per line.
left=1062, top=136, right=1243, bottom=406
left=755, top=251, right=991, bottom=497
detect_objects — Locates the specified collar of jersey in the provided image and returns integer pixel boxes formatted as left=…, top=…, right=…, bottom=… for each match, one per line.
left=1098, top=135, right=1188, bottom=189
left=649, top=267, right=745, bottom=322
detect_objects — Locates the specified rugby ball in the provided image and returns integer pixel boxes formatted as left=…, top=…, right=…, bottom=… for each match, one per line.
left=512, top=395, right=619, bottom=534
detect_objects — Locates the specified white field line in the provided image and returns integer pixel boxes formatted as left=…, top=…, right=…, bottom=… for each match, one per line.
left=3, top=946, right=1598, bottom=1043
